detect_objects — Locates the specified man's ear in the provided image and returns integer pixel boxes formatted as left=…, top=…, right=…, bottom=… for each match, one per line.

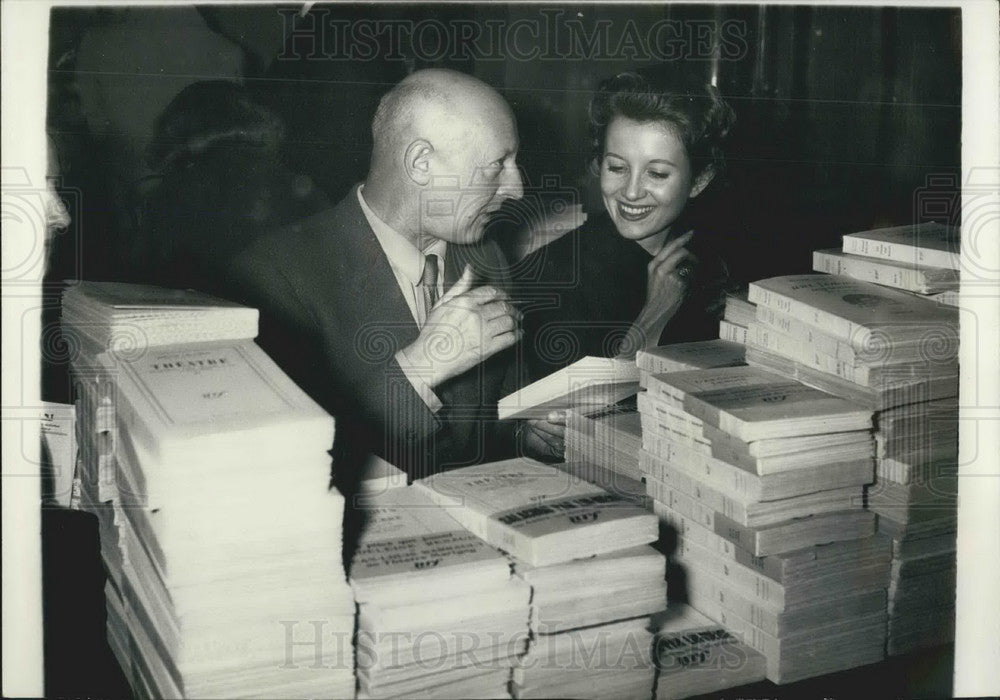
left=689, top=165, right=716, bottom=198
left=404, top=139, right=433, bottom=186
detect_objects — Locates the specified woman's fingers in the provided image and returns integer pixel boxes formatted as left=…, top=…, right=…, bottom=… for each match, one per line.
left=651, top=230, right=694, bottom=263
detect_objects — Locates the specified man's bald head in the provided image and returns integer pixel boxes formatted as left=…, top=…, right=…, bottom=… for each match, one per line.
left=365, top=69, right=522, bottom=247
left=371, top=69, right=511, bottom=165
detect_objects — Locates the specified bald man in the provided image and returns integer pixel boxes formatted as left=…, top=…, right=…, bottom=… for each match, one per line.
left=228, top=69, right=525, bottom=492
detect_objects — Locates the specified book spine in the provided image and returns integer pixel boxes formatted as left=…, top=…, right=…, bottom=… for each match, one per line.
left=813, top=250, right=953, bottom=294
left=842, top=234, right=960, bottom=271
left=719, top=320, right=748, bottom=345
left=642, top=451, right=751, bottom=524
left=645, top=476, right=717, bottom=531
left=712, top=511, right=764, bottom=556
left=754, top=306, right=854, bottom=361
left=748, top=283, right=861, bottom=345
left=685, top=566, right=787, bottom=637
left=747, top=323, right=877, bottom=386
left=675, top=537, right=786, bottom=608
left=643, top=375, right=687, bottom=408
left=644, top=438, right=763, bottom=502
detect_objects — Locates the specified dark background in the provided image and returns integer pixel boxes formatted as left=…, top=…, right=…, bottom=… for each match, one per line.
left=43, top=4, right=960, bottom=698
left=46, top=3, right=961, bottom=287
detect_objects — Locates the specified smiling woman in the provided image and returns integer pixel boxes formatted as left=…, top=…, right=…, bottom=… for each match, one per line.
left=516, top=69, right=736, bottom=378
left=511, top=68, right=736, bottom=462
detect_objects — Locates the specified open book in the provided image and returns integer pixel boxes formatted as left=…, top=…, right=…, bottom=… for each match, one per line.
left=498, top=356, right=640, bottom=420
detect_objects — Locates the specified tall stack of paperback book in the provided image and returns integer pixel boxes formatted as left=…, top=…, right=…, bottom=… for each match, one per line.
left=638, top=364, right=889, bottom=683
left=64, top=282, right=356, bottom=698
left=350, top=485, right=530, bottom=699
left=415, top=458, right=663, bottom=699
left=746, top=267, right=960, bottom=656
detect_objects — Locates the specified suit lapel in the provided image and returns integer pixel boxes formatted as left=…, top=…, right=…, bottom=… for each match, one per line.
left=337, top=188, right=421, bottom=350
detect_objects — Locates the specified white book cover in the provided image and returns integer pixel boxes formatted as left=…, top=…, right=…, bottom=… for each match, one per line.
left=413, top=458, right=657, bottom=566
left=350, top=486, right=510, bottom=595
left=100, top=340, right=333, bottom=461
left=498, top=356, right=639, bottom=420
left=840, top=222, right=960, bottom=270
left=748, top=274, right=958, bottom=348
left=677, top=368, right=873, bottom=441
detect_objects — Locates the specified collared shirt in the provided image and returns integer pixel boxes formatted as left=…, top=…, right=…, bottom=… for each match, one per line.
left=358, top=186, right=445, bottom=412
left=358, top=186, right=446, bottom=327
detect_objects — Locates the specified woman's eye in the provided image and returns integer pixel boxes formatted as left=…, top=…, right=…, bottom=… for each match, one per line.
left=648, top=170, right=670, bottom=180
left=606, top=164, right=626, bottom=174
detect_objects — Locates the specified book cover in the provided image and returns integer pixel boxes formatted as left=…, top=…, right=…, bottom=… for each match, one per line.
left=349, top=486, right=510, bottom=590
left=748, top=274, right=958, bottom=348
left=413, top=458, right=657, bottom=566
left=652, top=366, right=872, bottom=441
left=100, top=340, right=333, bottom=460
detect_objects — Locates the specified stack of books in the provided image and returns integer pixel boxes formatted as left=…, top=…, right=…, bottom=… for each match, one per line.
left=871, top=396, right=958, bottom=653
left=744, top=272, right=960, bottom=656
left=415, top=458, right=662, bottom=699
left=564, top=399, right=644, bottom=485
left=638, top=365, right=889, bottom=683
left=350, top=486, right=529, bottom=699
left=719, top=290, right=756, bottom=345
left=652, top=604, right=766, bottom=699
left=64, top=283, right=356, bottom=698
left=813, top=222, right=960, bottom=302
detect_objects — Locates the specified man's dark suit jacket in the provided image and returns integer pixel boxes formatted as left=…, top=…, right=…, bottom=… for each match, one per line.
left=227, top=186, right=520, bottom=496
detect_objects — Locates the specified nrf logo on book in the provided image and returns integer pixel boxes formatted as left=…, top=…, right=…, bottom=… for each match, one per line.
left=413, top=559, right=440, bottom=570
left=568, top=512, right=599, bottom=524
left=760, top=394, right=787, bottom=403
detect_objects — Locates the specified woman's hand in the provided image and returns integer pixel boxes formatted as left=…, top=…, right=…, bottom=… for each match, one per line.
left=615, top=231, right=696, bottom=359
left=521, top=411, right=567, bottom=461
left=645, top=230, right=696, bottom=321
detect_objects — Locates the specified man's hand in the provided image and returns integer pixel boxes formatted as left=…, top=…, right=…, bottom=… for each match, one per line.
left=401, top=265, right=522, bottom=388
left=522, top=411, right=567, bottom=461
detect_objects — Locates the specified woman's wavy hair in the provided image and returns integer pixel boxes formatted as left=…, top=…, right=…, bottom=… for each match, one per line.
left=588, top=69, right=735, bottom=181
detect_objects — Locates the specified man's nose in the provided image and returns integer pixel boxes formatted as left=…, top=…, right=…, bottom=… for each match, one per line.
left=45, top=189, right=71, bottom=235
left=500, top=165, right=524, bottom=201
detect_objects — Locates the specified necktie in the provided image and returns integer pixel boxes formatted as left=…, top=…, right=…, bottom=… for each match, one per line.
left=421, top=253, right=440, bottom=320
